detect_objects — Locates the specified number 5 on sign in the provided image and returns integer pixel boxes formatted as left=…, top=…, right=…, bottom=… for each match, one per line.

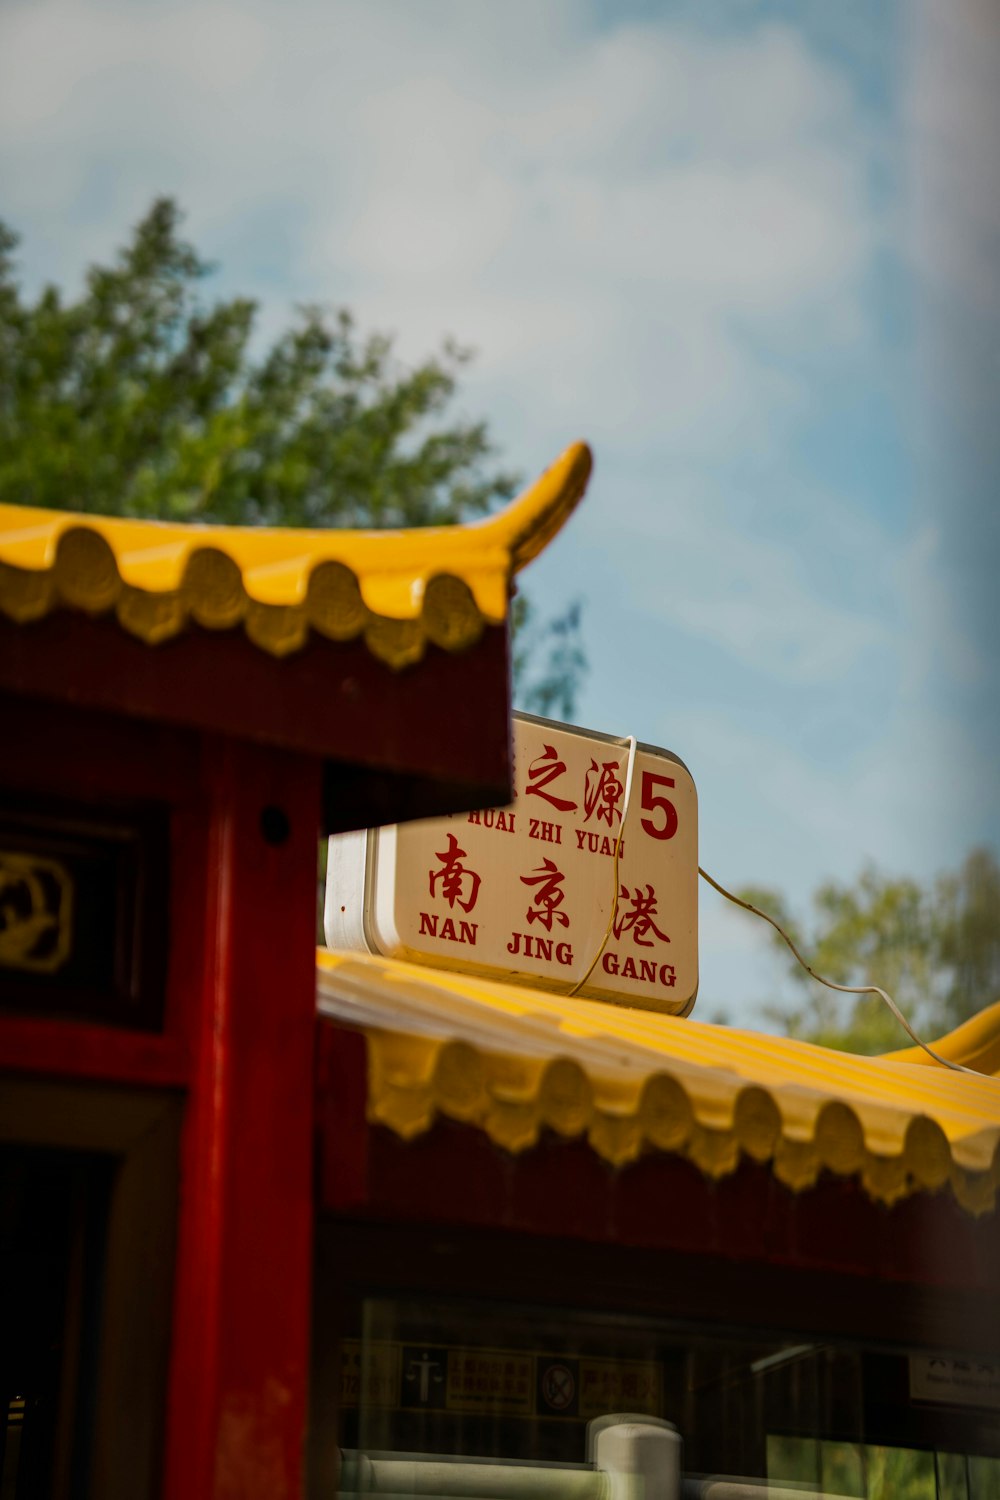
left=640, top=772, right=677, bottom=840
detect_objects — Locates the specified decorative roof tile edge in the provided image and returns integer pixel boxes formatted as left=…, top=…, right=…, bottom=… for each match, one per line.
left=357, top=1029, right=1000, bottom=1218
left=881, top=998, right=1000, bottom=1077
left=0, top=442, right=592, bottom=667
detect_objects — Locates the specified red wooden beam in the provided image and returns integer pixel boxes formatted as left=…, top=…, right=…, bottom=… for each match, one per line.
left=0, top=1015, right=189, bottom=1086
left=163, top=738, right=321, bottom=1500
left=0, top=614, right=513, bottom=827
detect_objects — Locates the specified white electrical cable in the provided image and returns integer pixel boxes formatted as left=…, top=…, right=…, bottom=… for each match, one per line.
left=567, top=734, right=638, bottom=998
left=698, top=865, right=979, bottom=1075
left=563, top=732, right=976, bottom=1076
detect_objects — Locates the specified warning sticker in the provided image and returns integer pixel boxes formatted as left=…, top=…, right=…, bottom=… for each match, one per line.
left=401, top=1347, right=449, bottom=1409
left=341, top=1340, right=662, bottom=1421
left=537, top=1360, right=579, bottom=1417
left=578, top=1359, right=661, bottom=1419
left=341, top=1340, right=400, bottom=1409
left=447, top=1350, right=534, bottom=1415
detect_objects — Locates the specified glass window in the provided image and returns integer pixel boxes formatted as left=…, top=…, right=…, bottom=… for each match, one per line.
left=316, top=1292, right=1000, bottom=1499
left=767, top=1442, right=1000, bottom=1500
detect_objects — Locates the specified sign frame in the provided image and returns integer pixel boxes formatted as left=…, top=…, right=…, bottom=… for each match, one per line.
left=327, top=711, right=698, bottom=1016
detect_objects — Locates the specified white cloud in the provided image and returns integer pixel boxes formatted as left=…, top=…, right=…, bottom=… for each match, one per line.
left=0, top=2, right=271, bottom=131
left=892, top=523, right=987, bottom=695
left=0, top=0, right=880, bottom=468
left=905, top=0, right=1000, bottom=320
left=321, top=14, right=877, bottom=467
left=7, top=0, right=983, bottom=1027
left=672, top=692, right=986, bottom=894
left=587, top=467, right=893, bottom=687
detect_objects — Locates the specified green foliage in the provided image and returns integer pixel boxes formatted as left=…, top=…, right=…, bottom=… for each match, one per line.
left=737, top=847, right=1000, bottom=1053
left=511, top=594, right=587, bottom=722
left=0, top=198, right=585, bottom=715
left=935, top=846, right=1000, bottom=1027
left=768, top=1436, right=950, bottom=1500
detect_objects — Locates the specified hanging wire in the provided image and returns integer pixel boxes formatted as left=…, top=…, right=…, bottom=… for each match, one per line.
left=697, top=865, right=979, bottom=1074
left=567, top=735, right=638, bottom=998
left=563, top=730, right=978, bottom=1076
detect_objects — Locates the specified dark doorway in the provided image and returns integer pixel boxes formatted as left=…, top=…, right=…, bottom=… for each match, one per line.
left=0, top=1145, right=113, bottom=1499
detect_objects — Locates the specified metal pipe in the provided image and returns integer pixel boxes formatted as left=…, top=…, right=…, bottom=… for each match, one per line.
left=683, top=1482, right=857, bottom=1500
left=340, top=1455, right=608, bottom=1500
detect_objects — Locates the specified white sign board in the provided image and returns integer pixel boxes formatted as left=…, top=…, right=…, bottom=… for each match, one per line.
left=327, top=713, right=698, bottom=1014
left=909, top=1356, right=1000, bottom=1411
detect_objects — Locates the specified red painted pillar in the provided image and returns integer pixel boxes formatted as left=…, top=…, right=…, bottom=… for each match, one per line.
left=163, top=735, right=321, bottom=1500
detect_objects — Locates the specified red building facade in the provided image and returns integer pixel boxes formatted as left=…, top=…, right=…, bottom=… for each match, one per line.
left=2, top=436, right=999, bottom=1499
left=0, top=443, right=591, bottom=1497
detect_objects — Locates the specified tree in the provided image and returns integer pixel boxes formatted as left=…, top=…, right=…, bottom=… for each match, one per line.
left=935, top=846, right=1000, bottom=1026
left=735, top=847, right=1000, bottom=1053
left=0, top=197, right=585, bottom=715
left=511, top=596, right=586, bottom=723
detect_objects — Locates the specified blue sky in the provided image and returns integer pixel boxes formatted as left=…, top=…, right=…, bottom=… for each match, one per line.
left=2, top=0, right=997, bottom=1026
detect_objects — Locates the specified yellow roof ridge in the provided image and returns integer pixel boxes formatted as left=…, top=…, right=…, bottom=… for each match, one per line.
left=0, top=441, right=592, bottom=667
left=880, top=998, right=1000, bottom=1077
left=316, top=947, right=1000, bottom=1216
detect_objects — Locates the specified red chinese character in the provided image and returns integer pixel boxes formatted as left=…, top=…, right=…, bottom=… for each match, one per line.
left=583, top=759, right=624, bottom=827
left=428, top=833, right=482, bottom=913
left=525, top=745, right=578, bottom=812
left=613, top=884, right=670, bottom=947
left=521, top=858, right=570, bottom=931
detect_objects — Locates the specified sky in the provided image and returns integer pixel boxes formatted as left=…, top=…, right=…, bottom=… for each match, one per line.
left=2, top=0, right=998, bottom=1027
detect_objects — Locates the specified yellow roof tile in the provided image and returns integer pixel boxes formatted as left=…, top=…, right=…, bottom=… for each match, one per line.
left=881, top=999, right=1000, bottom=1077
left=316, top=949, right=1000, bottom=1216
left=0, top=442, right=592, bottom=667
